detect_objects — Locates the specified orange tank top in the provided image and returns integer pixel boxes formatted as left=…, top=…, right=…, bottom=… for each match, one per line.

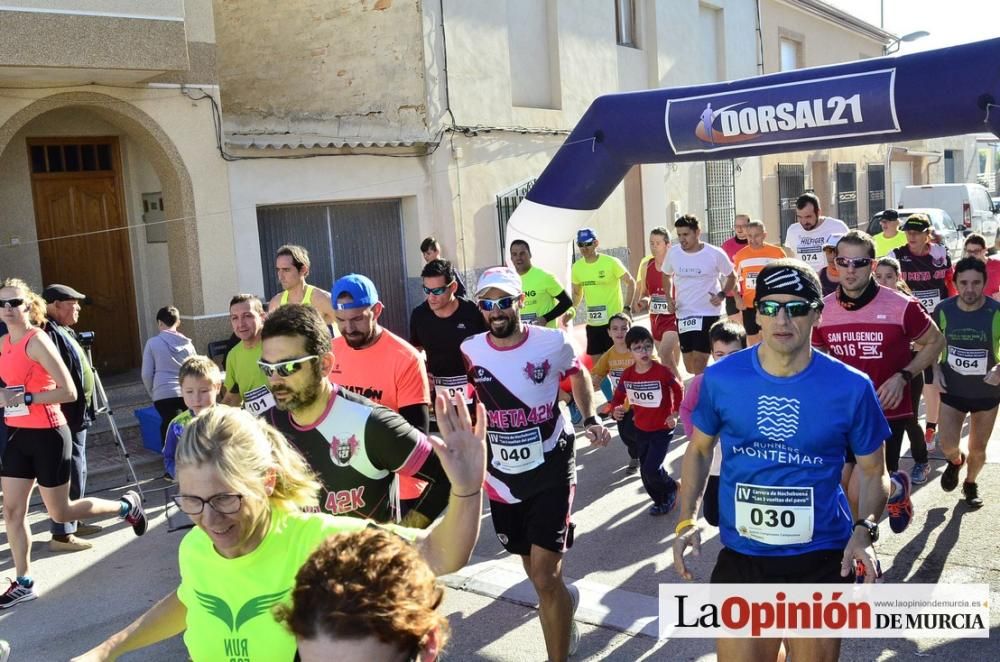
left=0, top=328, right=66, bottom=429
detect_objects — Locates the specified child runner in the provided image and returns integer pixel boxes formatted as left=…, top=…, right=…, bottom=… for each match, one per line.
left=609, top=326, right=683, bottom=515
left=679, top=320, right=747, bottom=525
left=591, top=313, right=643, bottom=474
left=162, top=356, right=222, bottom=481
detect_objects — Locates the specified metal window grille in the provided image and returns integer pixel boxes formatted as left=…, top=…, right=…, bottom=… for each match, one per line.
left=867, top=164, right=885, bottom=219
left=777, top=164, right=805, bottom=240
left=705, top=159, right=736, bottom=246
left=496, top=178, right=536, bottom=260
left=836, top=162, right=858, bottom=228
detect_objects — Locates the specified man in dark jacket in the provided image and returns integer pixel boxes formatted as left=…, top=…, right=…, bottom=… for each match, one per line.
left=42, top=284, right=98, bottom=551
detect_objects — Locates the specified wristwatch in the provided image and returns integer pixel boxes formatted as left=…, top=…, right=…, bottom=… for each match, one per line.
left=899, top=369, right=913, bottom=382
left=23, top=392, right=33, bottom=406
left=853, top=518, right=879, bottom=543
left=583, top=415, right=604, bottom=428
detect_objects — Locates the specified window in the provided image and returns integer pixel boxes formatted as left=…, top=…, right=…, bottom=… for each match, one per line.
left=496, top=179, right=536, bottom=261
left=29, top=141, right=113, bottom=174
left=944, top=150, right=956, bottom=183
left=508, top=0, right=560, bottom=108
left=615, top=0, right=637, bottom=48
left=780, top=37, right=801, bottom=71
left=698, top=4, right=724, bottom=82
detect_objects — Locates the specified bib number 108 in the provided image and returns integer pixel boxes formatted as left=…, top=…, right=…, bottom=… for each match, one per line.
left=499, top=447, right=532, bottom=462
left=749, top=507, right=796, bottom=528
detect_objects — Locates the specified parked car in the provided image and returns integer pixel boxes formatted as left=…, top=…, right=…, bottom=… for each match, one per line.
left=866, top=207, right=965, bottom=257
left=900, top=183, right=999, bottom=239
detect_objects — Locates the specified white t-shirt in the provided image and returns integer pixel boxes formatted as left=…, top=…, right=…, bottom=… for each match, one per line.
left=659, top=243, right=734, bottom=318
left=783, top=217, right=850, bottom=272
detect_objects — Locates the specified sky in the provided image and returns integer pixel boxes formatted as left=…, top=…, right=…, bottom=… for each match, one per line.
left=824, top=0, right=1000, bottom=53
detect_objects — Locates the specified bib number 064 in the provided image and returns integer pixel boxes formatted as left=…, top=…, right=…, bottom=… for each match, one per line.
left=749, top=507, right=796, bottom=528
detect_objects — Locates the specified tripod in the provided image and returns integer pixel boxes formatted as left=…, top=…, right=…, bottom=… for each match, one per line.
left=86, top=347, right=145, bottom=502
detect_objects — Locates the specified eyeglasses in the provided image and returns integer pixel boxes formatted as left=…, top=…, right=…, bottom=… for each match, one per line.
left=257, top=355, right=318, bottom=378
left=756, top=300, right=820, bottom=318
left=834, top=256, right=873, bottom=269
left=172, top=492, right=243, bottom=515
left=965, top=247, right=986, bottom=255
left=478, top=296, right=516, bottom=312
left=0, top=298, right=24, bottom=309
left=422, top=282, right=454, bottom=296
left=630, top=343, right=655, bottom=354
left=577, top=241, right=596, bottom=248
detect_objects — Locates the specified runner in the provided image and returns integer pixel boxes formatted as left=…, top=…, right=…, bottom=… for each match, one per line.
left=510, top=239, right=572, bottom=327
left=891, top=213, right=957, bottom=448
left=632, top=227, right=680, bottom=375
left=674, top=260, right=891, bottom=662
left=932, top=257, right=1000, bottom=509
left=782, top=192, right=850, bottom=272
left=266, top=244, right=337, bottom=325
left=420, top=236, right=467, bottom=297
left=660, top=215, right=735, bottom=375
left=262, top=304, right=448, bottom=527
left=590, top=313, right=643, bottom=474
left=962, top=232, right=1000, bottom=298
left=0, top=278, right=146, bottom=610
left=571, top=228, right=636, bottom=360
left=872, top=209, right=907, bottom=257
left=462, top=266, right=611, bottom=662
left=220, top=294, right=271, bottom=416
left=812, top=231, right=943, bottom=534
left=721, top=213, right=751, bottom=319
left=73, top=400, right=485, bottom=661
left=409, top=258, right=487, bottom=412
left=732, top=220, right=785, bottom=345
left=818, top=235, right=844, bottom=295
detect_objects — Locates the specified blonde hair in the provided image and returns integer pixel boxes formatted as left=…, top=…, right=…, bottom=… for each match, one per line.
left=179, top=355, right=223, bottom=385
left=0, top=277, right=46, bottom=327
left=176, top=407, right=321, bottom=545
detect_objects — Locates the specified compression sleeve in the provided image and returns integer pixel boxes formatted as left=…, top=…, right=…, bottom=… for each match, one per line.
left=544, top=290, right=573, bottom=322
left=399, top=403, right=430, bottom=434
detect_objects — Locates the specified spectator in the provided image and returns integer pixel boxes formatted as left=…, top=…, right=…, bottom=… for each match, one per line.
left=141, top=306, right=196, bottom=444
left=420, top=237, right=467, bottom=297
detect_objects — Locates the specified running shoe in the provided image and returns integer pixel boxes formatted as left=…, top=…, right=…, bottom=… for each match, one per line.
left=941, top=453, right=966, bottom=492
left=49, top=535, right=93, bottom=553
left=121, top=490, right=148, bottom=536
left=887, top=471, right=913, bottom=534
left=924, top=427, right=936, bottom=452
left=625, top=458, right=639, bottom=475
left=568, top=584, right=580, bottom=657
left=650, top=482, right=679, bottom=516
left=910, top=462, right=929, bottom=485
left=0, top=579, right=36, bottom=610
left=962, top=482, right=984, bottom=509
left=75, top=522, right=103, bottom=537
left=568, top=401, right=582, bottom=426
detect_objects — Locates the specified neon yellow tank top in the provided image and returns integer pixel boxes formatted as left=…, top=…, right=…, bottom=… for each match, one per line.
left=279, top=284, right=314, bottom=307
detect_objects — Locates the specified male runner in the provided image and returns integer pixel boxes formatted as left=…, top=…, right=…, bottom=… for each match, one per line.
left=263, top=304, right=449, bottom=527
left=509, top=239, right=572, bottom=327
left=221, top=294, right=271, bottom=416
left=661, top=215, right=735, bottom=375
left=571, top=228, right=635, bottom=359
left=783, top=192, right=850, bottom=272
left=266, top=244, right=337, bottom=325
left=892, top=213, right=957, bottom=447
left=962, top=232, right=1000, bottom=298
left=409, top=259, right=486, bottom=411
left=813, top=231, right=942, bottom=532
left=632, top=227, right=680, bottom=374
left=872, top=209, right=906, bottom=257
left=721, top=213, right=750, bottom=319
left=675, top=260, right=890, bottom=662
left=933, top=257, right=1000, bottom=509
left=462, top=266, right=611, bottom=662
left=420, top=236, right=467, bottom=297
left=732, top=220, right=785, bottom=345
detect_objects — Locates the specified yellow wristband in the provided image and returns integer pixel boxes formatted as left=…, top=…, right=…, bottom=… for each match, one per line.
left=675, top=518, right=696, bottom=536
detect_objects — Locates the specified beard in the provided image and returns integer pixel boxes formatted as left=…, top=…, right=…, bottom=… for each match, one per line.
left=489, top=315, right=518, bottom=338
left=343, top=328, right=376, bottom=349
left=272, top=370, right=322, bottom=412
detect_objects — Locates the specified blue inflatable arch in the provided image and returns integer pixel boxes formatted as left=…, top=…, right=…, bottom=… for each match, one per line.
left=506, top=37, right=1000, bottom=281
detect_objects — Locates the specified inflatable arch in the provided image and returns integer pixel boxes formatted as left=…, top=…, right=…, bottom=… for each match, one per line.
left=505, top=37, right=1000, bottom=283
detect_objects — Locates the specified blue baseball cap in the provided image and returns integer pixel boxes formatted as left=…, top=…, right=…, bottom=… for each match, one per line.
left=576, top=228, right=598, bottom=244
left=332, top=274, right=379, bottom=309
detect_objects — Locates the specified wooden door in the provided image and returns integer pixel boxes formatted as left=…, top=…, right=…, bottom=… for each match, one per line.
left=29, top=137, right=140, bottom=373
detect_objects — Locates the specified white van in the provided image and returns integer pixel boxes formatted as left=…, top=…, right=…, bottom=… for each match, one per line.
left=900, top=184, right=1000, bottom=239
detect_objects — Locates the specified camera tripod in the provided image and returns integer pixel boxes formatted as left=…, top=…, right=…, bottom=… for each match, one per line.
left=86, top=346, right=145, bottom=502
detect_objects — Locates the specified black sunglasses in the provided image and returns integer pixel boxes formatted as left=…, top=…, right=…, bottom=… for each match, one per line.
left=422, top=281, right=455, bottom=296
left=834, top=256, right=873, bottom=269
left=756, top=300, right=820, bottom=318
left=577, top=241, right=596, bottom=248
left=0, top=298, right=24, bottom=309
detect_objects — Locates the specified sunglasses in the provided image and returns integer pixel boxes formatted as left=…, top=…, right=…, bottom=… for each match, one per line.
left=756, top=300, right=820, bottom=318
left=422, top=282, right=454, bottom=296
left=577, top=241, right=596, bottom=248
left=257, top=355, right=319, bottom=378
left=478, top=296, right=516, bottom=312
left=834, top=256, right=873, bottom=269
left=0, top=298, right=24, bottom=309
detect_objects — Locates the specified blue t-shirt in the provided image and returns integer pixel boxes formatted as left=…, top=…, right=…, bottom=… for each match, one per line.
left=693, top=347, right=889, bottom=557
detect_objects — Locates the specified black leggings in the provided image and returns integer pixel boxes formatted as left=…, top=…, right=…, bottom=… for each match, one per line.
left=154, top=397, right=186, bottom=448
left=904, top=371, right=928, bottom=463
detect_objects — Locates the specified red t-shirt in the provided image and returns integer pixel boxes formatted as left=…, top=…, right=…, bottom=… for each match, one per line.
left=644, top=259, right=675, bottom=319
left=811, top=285, right=932, bottom=420
left=610, top=361, right=683, bottom=432
left=985, top=257, right=1000, bottom=297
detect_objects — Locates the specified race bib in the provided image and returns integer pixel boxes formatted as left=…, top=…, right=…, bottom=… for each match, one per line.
left=797, top=246, right=822, bottom=264
left=587, top=305, right=608, bottom=324
left=434, top=374, right=473, bottom=404
left=734, top=483, right=814, bottom=545
left=650, top=295, right=670, bottom=315
left=488, top=427, right=544, bottom=474
left=243, top=385, right=276, bottom=417
left=678, top=316, right=702, bottom=333
left=608, top=370, right=623, bottom=392
left=521, top=312, right=538, bottom=323
left=912, top=289, right=941, bottom=313
left=745, top=272, right=759, bottom=291
left=625, top=380, right=663, bottom=407
left=3, top=385, right=28, bottom=418
left=947, top=346, right=989, bottom=376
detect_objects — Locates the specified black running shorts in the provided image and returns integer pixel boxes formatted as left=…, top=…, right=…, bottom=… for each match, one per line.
left=711, top=547, right=854, bottom=584
left=678, top=316, right=720, bottom=354
left=940, top=393, right=1000, bottom=414
left=0, top=425, right=72, bottom=488
left=490, top=482, right=575, bottom=556
left=585, top=324, right=614, bottom=356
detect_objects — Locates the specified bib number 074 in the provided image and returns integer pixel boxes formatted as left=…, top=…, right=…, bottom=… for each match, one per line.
left=749, top=507, right=796, bottom=528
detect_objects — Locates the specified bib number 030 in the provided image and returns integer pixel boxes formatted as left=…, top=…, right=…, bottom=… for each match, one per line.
left=748, top=507, right=796, bottom=528
left=734, top=483, right=814, bottom=545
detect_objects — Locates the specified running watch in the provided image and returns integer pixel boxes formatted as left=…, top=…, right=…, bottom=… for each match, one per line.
left=899, top=369, right=913, bottom=382
left=853, top=518, right=879, bottom=543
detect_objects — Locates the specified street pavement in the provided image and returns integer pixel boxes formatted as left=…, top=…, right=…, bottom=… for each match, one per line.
left=1, top=391, right=998, bottom=660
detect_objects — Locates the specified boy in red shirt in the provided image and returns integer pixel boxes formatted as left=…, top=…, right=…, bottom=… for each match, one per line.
left=609, top=326, right=684, bottom=515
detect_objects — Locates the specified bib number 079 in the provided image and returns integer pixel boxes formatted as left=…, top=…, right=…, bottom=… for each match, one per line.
left=749, top=507, right=796, bottom=528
